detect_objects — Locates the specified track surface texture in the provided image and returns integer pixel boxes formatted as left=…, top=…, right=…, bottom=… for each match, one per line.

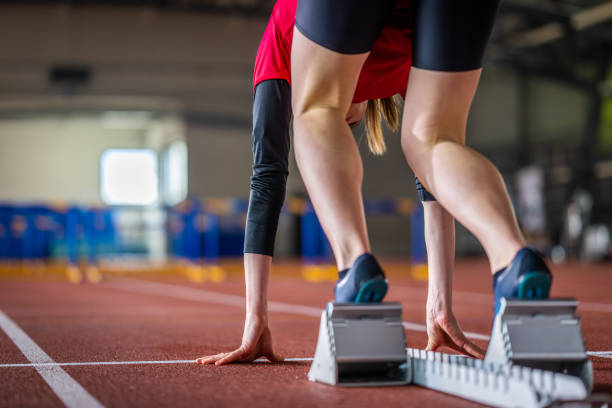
left=0, top=258, right=611, bottom=407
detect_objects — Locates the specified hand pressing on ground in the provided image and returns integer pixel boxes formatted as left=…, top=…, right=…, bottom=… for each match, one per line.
left=426, top=309, right=486, bottom=359
left=196, top=314, right=284, bottom=365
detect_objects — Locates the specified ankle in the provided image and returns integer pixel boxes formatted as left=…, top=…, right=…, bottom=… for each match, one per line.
left=336, top=246, right=370, bottom=270
left=489, top=241, right=524, bottom=273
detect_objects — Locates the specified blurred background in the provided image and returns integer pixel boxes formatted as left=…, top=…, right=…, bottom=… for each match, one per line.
left=0, top=0, right=610, bottom=283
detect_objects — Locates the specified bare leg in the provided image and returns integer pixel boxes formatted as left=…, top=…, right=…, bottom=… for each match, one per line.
left=291, top=29, right=370, bottom=270
left=401, top=67, right=525, bottom=272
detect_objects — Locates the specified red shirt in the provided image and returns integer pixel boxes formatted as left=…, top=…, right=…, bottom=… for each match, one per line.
left=253, top=0, right=412, bottom=103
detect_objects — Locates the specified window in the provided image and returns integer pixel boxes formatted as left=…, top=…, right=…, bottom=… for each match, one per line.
left=100, top=149, right=159, bottom=205
left=161, top=141, right=188, bottom=206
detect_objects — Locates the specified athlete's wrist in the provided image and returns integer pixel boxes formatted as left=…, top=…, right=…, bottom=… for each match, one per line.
left=245, top=308, right=268, bottom=327
left=246, top=299, right=268, bottom=317
left=426, top=287, right=452, bottom=319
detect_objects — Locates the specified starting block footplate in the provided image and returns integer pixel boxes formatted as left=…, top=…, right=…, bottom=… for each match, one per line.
left=308, top=300, right=595, bottom=407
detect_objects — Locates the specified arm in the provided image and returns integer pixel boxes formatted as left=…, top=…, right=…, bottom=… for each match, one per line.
left=422, top=200, right=485, bottom=358
left=415, top=176, right=455, bottom=310
left=196, top=254, right=282, bottom=365
left=197, top=79, right=291, bottom=365
left=424, top=200, right=454, bottom=319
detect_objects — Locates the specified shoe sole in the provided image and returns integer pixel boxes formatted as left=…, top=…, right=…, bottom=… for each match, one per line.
left=354, top=279, right=388, bottom=303
left=517, top=272, right=552, bottom=299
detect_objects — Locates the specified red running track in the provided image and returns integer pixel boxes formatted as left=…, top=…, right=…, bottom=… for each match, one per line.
left=0, top=259, right=611, bottom=407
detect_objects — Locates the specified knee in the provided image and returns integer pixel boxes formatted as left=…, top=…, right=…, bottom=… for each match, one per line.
left=293, top=106, right=346, bottom=162
left=400, top=123, right=464, bottom=167
left=401, top=121, right=438, bottom=152
left=400, top=127, right=428, bottom=168
left=293, top=105, right=344, bottom=133
left=292, top=109, right=310, bottom=136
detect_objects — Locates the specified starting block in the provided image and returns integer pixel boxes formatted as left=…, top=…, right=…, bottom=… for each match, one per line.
left=308, top=302, right=410, bottom=386
left=486, top=298, right=593, bottom=392
left=309, top=300, right=594, bottom=407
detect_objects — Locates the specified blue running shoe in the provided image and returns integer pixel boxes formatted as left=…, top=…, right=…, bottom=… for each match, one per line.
left=493, top=247, right=552, bottom=314
left=334, top=253, right=388, bottom=303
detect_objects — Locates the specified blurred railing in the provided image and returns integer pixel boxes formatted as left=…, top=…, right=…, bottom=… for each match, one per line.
left=0, top=203, right=119, bottom=281
left=166, top=196, right=427, bottom=282
left=0, top=197, right=428, bottom=283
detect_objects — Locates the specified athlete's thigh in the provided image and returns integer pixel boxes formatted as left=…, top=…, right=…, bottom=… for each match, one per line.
left=291, top=0, right=396, bottom=115
left=290, top=30, right=367, bottom=117
left=403, top=68, right=481, bottom=144
left=403, top=0, right=501, bottom=142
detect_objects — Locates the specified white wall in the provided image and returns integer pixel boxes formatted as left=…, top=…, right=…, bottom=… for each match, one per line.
left=0, top=113, right=183, bottom=204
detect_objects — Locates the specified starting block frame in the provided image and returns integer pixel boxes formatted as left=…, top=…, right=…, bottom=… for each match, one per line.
left=309, top=300, right=595, bottom=407
left=308, top=302, right=411, bottom=386
left=409, top=348, right=590, bottom=407
left=486, top=298, right=593, bottom=393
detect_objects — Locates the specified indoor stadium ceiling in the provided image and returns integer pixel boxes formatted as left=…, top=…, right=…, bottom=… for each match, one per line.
left=16, top=0, right=277, bottom=15
left=9, top=0, right=612, bottom=88
left=10, top=0, right=612, bottom=24
left=11, top=0, right=612, bottom=44
left=492, top=0, right=612, bottom=89
left=14, top=0, right=612, bottom=55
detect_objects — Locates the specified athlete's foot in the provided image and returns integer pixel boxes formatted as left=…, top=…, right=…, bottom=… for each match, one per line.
left=493, top=247, right=552, bottom=314
left=334, top=253, right=388, bottom=303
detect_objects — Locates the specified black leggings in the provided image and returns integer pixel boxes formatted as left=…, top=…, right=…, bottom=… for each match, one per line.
left=244, top=80, right=435, bottom=256
left=295, top=0, right=500, bottom=71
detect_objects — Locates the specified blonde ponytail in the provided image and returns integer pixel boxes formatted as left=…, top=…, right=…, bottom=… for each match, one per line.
left=364, top=95, right=401, bottom=155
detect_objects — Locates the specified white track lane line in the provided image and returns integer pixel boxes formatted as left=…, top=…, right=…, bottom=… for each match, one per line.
left=0, top=309, right=104, bottom=408
left=588, top=351, right=612, bottom=359
left=104, top=278, right=491, bottom=341
left=0, top=357, right=314, bottom=368
left=2, top=351, right=611, bottom=369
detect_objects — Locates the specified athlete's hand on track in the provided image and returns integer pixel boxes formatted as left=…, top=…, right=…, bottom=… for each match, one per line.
left=196, top=314, right=284, bottom=365
left=426, top=311, right=486, bottom=359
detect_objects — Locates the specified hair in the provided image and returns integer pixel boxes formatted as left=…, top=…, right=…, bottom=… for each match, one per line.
left=364, top=95, right=401, bottom=155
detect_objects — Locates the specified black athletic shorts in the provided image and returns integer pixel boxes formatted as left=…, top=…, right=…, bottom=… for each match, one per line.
left=295, top=0, right=501, bottom=71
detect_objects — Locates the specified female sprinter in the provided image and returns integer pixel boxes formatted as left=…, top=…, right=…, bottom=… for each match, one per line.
left=289, top=0, right=553, bottom=337
left=196, top=0, right=485, bottom=366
